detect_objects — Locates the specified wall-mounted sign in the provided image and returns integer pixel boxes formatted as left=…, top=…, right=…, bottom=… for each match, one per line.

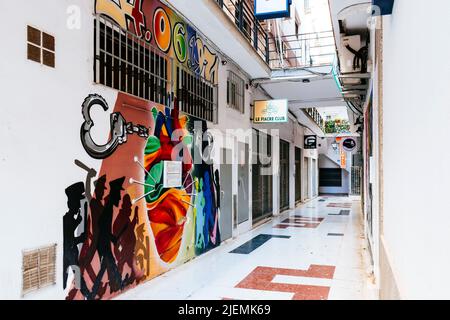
left=255, top=0, right=292, bottom=20
left=335, top=137, right=347, bottom=169
left=253, top=99, right=288, bottom=123
left=304, top=135, right=317, bottom=150
left=342, top=137, right=357, bottom=152
left=372, top=0, right=395, bottom=16
left=163, top=161, right=182, bottom=188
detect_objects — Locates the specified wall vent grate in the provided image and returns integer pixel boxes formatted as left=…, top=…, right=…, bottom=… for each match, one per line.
left=22, top=244, right=57, bottom=296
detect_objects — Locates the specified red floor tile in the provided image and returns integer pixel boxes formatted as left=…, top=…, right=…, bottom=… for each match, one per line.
left=235, top=265, right=336, bottom=300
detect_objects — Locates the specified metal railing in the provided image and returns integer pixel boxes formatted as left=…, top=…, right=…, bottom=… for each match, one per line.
left=351, top=166, right=362, bottom=195
left=94, top=14, right=218, bottom=124
left=213, top=1, right=336, bottom=70
left=305, top=107, right=325, bottom=132
left=268, top=31, right=336, bottom=69
left=215, top=0, right=269, bottom=63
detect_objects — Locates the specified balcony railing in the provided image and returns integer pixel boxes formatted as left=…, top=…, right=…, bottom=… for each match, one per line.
left=305, top=107, right=325, bottom=132
left=214, top=0, right=269, bottom=63
left=213, top=1, right=336, bottom=71
left=268, top=31, right=336, bottom=69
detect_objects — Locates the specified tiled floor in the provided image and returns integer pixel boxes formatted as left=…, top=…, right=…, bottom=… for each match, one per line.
left=117, top=196, right=378, bottom=300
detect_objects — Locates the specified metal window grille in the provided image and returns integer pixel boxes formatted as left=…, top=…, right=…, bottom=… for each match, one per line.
left=94, top=15, right=171, bottom=105
left=227, top=71, right=245, bottom=113
left=351, top=166, right=362, bottom=195
left=176, top=64, right=218, bottom=123
left=22, top=244, right=57, bottom=296
left=94, top=15, right=217, bottom=123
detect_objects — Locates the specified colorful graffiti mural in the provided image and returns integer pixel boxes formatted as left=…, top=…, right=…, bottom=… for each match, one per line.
left=63, top=0, right=222, bottom=300
left=64, top=91, right=221, bottom=299
left=95, top=0, right=219, bottom=83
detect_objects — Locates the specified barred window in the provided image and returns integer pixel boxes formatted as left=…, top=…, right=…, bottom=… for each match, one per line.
left=94, top=15, right=169, bottom=105
left=227, top=71, right=245, bottom=113
left=177, top=65, right=218, bottom=123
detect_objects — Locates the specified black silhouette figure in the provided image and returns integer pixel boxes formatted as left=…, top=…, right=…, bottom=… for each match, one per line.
left=63, top=182, right=87, bottom=290
left=79, top=175, right=107, bottom=282
left=113, top=194, right=141, bottom=286
left=88, top=177, right=126, bottom=300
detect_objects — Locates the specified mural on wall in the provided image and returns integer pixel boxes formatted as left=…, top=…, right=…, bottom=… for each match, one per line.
left=95, top=0, right=219, bottom=84
left=62, top=0, right=223, bottom=300
left=64, top=93, right=221, bottom=299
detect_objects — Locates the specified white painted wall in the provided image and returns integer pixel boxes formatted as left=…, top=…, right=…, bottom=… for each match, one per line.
left=0, top=0, right=108, bottom=300
left=379, top=0, right=450, bottom=299
left=0, top=0, right=321, bottom=300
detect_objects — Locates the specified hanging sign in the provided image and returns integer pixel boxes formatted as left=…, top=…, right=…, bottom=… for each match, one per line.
left=304, top=135, right=317, bottom=150
left=336, top=137, right=347, bottom=169
left=342, top=137, right=357, bottom=152
left=253, top=99, right=288, bottom=123
left=372, top=0, right=395, bottom=16
left=255, top=0, right=292, bottom=20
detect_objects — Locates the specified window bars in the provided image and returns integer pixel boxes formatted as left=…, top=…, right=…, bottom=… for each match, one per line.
left=227, top=70, right=245, bottom=114
left=94, top=15, right=218, bottom=123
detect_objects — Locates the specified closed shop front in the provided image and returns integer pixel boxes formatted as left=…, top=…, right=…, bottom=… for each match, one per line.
left=279, top=139, right=290, bottom=211
left=295, top=147, right=302, bottom=203
left=252, top=129, right=273, bottom=224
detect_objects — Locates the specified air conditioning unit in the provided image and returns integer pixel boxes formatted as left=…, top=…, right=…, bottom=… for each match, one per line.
left=338, top=35, right=363, bottom=85
left=338, top=35, right=362, bottom=73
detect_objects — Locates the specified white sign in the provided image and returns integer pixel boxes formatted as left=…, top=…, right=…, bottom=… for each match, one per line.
left=253, top=99, right=288, bottom=123
left=163, top=161, right=182, bottom=188
left=255, top=0, right=291, bottom=20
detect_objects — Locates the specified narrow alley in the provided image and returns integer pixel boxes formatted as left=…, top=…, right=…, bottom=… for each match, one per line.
left=1, top=0, right=450, bottom=306
left=118, top=196, right=375, bottom=300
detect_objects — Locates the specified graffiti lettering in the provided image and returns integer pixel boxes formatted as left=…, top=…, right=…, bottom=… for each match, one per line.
left=96, top=0, right=219, bottom=84
left=153, top=7, right=172, bottom=52
left=95, top=0, right=151, bottom=41
left=173, top=22, right=187, bottom=63
left=189, top=36, right=219, bottom=84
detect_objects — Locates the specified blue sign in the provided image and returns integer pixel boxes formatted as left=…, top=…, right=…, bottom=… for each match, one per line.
left=372, top=0, right=395, bottom=16
left=255, top=0, right=292, bottom=20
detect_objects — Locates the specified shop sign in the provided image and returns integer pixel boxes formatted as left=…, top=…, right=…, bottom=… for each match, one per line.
left=255, top=0, right=292, bottom=20
left=304, top=135, right=317, bottom=149
left=253, top=99, right=288, bottom=123
left=342, top=137, right=357, bottom=152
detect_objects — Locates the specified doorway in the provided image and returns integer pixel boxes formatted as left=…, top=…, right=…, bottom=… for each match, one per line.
left=220, top=148, right=233, bottom=241
left=279, top=139, right=290, bottom=212
left=295, top=147, right=302, bottom=203
left=252, top=129, right=273, bottom=224
left=303, top=157, right=309, bottom=200
left=312, top=159, right=318, bottom=197
left=237, top=142, right=250, bottom=225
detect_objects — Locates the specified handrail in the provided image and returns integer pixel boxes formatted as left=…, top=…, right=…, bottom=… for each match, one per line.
left=212, top=1, right=336, bottom=71
left=268, top=30, right=336, bottom=69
